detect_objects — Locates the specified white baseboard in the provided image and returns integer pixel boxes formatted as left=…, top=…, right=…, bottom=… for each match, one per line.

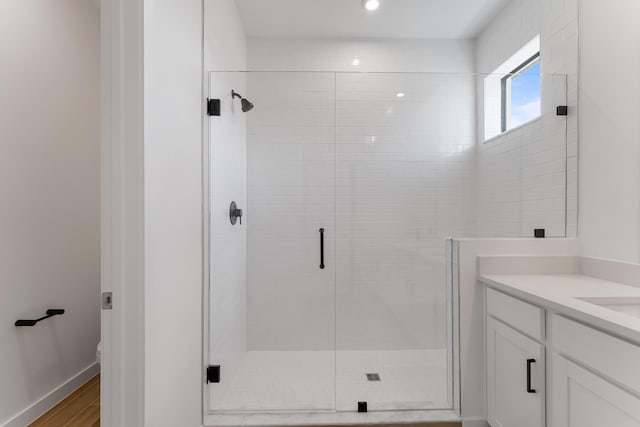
left=1, top=363, right=100, bottom=427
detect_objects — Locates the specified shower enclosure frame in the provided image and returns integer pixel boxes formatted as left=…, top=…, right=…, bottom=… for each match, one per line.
left=201, top=70, right=465, bottom=426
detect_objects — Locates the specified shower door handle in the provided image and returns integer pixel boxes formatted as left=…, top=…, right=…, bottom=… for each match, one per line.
left=319, top=228, right=325, bottom=270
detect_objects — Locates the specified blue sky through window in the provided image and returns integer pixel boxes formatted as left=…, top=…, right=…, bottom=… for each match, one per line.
left=510, top=61, right=541, bottom=128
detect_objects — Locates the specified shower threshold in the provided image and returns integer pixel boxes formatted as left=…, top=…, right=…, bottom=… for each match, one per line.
left=205, top=349, right=456, bottom=426
left=204, top=409, right=460, bottom=427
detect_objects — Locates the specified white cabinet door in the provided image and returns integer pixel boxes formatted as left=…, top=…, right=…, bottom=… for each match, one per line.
left=487, top=317, right=545, bottom=427
left=551, top=354, right=640, bottom=427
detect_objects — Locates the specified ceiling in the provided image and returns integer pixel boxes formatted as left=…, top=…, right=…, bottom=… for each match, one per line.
left=234, top=0, right=512, bottom=40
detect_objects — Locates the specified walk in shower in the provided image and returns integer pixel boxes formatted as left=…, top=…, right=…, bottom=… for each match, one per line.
left=205, top=69, right=568, bottom=422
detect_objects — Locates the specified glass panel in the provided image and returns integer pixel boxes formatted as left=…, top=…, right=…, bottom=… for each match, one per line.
left=208, top=72, right=337, bottom=412
left=334, top=72, right=475, bottom=411
left=477, top=73, right=568, bottom=238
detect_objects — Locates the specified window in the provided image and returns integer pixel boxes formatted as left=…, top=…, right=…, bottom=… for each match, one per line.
left=501, top=52, right=541, bottom=132
left=483, top=35, right=541, bottom=141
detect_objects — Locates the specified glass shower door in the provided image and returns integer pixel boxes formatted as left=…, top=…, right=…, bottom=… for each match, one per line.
left=334, top=72, right=469, bottom=411
left=208, top=71, right=337, bottom=412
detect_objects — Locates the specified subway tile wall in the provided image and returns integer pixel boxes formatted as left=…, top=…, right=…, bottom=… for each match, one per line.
left=476, top=0, right=578, bottom=237
left=476, top=74, right=568, bottom=237
left=246, top=72, right=337, bottom=350
left=245, top=40, right=477, bottom=351
left=246, top=71, right=476, bottom=351
left=334, top=73, right=476, bottom=350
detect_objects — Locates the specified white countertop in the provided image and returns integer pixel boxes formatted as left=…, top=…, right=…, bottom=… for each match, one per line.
left=479, top=274, right=640, bottom=344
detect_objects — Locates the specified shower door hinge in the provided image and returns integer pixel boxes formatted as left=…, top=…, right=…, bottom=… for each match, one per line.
left=207, top=99, right=221, bottom=116
left=207, top=365, right=220, bottom=383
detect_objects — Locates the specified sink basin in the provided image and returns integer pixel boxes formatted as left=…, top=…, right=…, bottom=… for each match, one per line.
left=577, top=297, right=640, bottom=319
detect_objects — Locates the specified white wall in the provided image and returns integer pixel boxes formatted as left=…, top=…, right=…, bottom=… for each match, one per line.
left=578, top=0, right=640, bottom=263
left=143, top=0, right=204, bottom=425
left=475, top=0, right=578, bottom=238
left=204, top=0, right=249, bottom=412
left=0, top=1, right=100, bottom=424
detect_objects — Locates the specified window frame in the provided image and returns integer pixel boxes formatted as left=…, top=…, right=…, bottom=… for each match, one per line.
left=500, top=51, right=541, bottom=133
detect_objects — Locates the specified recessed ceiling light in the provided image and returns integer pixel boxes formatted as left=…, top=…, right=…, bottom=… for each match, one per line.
left=362, top=0, right=380, bottom=12
left=396, top=92, right=405, bottom=98
left=352, top=57, right=361, bottom=66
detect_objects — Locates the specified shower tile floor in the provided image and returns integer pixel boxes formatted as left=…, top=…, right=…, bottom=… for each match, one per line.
left=211, top=349, right=449, bottom=412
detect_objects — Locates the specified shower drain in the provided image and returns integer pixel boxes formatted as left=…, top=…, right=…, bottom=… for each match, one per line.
left=365, top=373, right=381, bottom=381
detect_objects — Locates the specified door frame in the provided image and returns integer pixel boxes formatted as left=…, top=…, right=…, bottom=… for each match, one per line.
left=100, top=0, right=145, bottom=425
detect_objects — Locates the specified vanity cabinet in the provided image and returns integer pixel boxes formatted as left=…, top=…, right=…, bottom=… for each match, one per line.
left=486, top=289, right=545, bottom=427
left=485, top=287, right=640, bottom=427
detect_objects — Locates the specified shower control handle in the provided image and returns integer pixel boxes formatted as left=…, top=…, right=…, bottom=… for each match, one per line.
left=319, top=228, right=325, bottom=270
left=230, top=201, right=243, bottom=225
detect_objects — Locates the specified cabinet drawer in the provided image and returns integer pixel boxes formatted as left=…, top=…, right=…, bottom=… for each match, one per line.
left=552, top=314, right=640, bottom=395
left=487, top=288, right=544, bottom=340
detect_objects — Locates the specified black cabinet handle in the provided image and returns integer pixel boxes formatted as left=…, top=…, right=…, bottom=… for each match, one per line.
left=527, top=358, right=536, bottom=393
left=319, top=228, right=325, bottom=269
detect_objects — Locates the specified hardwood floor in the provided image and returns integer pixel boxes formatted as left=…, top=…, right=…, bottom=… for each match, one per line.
left=29, top=374, right=100, bottom=427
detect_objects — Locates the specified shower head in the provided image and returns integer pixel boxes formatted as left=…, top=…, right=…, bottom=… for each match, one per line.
left=240, top=98, right=254, bottom=112
left=232, top=90, right=255, bottom=113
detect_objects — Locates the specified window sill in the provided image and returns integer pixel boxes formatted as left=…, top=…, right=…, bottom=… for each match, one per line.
left=483, top=116, right=542, bottom=144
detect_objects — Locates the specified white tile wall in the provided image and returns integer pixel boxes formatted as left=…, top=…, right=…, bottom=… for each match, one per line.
left=476, top=76, right=568, bottom=238
left=245, top=70, right=476, bottom=351
left=245, top=71, right=477, bottom=351
left=541, top=0, right=578, bottom=237
left=245, top=40, right=478, bottom=351
left=475, top=0, right=578, bottom=238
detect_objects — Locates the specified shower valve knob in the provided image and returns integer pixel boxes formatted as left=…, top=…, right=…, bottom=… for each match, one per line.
left=229, top=201, right=243, bottom=225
